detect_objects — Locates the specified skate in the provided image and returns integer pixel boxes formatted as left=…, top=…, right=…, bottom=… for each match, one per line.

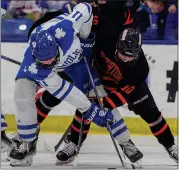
left=120, top=139, right=143, bottom=163
left=6, top=133, right=23, bottom=161
left=56, top=141, right=77, bottom=165
left=1, top=131, right=15, bottom=153
left=7, top=127, right=40, bottom=161
left=165, top=144, right=178, bottom=163
left=9, top=137, right=38, bottom=167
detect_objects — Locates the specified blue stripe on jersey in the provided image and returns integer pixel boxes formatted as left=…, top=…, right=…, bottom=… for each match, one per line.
left=113, top=126, right=127, bottom=138
left=42, top=81, right=48, bottom=86
left=60, top=83, right=73, bottom=100
left=52, top=79, right=66, bottom=97
left=18, top=123, right=37, bottom=130
left=1, top=122, right=7, bottom=127
left=1, top=114, right=5, bottom=118
left=19, top=133, right=36, bottom=140
left=110, top=119, right=124, bottom=130
left=81, top=2, right=91, bottom=14
left=85, top=11, right=93, bottom=23
left=81, top=2, right=92, bottom=23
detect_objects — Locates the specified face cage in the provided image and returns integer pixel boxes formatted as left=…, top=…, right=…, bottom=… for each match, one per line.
left=34, top=50, right=60, bottom=69
left=116, top=50, right=140, bottom=68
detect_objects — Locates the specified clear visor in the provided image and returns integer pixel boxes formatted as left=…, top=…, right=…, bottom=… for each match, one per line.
left=117, top=51, right=135, bottom=63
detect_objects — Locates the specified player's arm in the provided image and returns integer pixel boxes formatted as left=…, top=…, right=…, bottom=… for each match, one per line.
left=38, top=72, right=91, bottom=113
left=101, top=88, right=128, bottom=109
left=50, top=2, right=93, bottom=39
left=37, top=72, right=114, bottom=127
left=66, top=2, right=93, bottom=38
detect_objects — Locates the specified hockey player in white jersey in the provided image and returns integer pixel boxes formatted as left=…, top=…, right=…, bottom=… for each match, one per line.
left=9, top=2, right=114, bottom=166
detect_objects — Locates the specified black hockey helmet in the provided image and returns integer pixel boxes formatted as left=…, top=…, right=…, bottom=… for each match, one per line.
left=116, top=28, right=142, bottom=67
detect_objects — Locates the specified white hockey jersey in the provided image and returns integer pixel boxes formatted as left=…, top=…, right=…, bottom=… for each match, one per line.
left=16, top=2, right=93, bottom=112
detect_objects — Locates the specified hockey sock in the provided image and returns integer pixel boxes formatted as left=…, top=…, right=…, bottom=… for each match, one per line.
left=36, top=90, right=61, bottom=125
left=70, top=110, right=91, bottom=145
left=149, top=114, right=174, bottom=148
left=139, top=107, right=175, bottom=148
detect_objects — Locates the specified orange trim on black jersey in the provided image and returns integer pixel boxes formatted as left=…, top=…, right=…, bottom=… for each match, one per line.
left=105, top=97, right=117, bottom=109
left=102, top=76, right=117, bottom=82
left=103, top=85, right=117, bottom=91
left=124, top=10, right=133, bottom=25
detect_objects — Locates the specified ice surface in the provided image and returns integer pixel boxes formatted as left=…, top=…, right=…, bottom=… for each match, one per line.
left=1, top=134, right=178, bottom=170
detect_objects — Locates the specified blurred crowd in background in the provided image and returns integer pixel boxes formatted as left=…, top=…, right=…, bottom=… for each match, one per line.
left=2, top=0, right=178, bottom=41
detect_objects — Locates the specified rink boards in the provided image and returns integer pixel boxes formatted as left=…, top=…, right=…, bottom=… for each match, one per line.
left=4, top=115, right=177, bottom=136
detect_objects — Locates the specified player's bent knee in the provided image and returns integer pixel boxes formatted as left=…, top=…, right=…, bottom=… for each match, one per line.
left=40, top=90, right=61, bottom=108
left=135, top=106, right=161, bottom=124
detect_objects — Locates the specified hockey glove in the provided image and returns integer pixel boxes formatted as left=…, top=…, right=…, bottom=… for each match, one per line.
left=84, top=103, right=114, bottom=127
left=80, top=32, right=96, bottom=58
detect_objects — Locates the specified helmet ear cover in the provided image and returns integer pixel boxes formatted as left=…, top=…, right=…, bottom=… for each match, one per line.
left=33, top=48, right=60, bottom=68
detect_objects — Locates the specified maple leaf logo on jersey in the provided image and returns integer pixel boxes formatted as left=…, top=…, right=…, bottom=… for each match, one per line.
left=24, top=63, right=38, bottom=74
left=55, top=28, right=66, bottom=39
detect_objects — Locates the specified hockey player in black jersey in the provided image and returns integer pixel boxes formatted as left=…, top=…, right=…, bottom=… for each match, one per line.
left=57, top=28, right=178, bottom=165
left=95, top=27, right=178, bottom=164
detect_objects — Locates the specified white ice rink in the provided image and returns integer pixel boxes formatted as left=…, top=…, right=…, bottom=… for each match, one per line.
left=1, top=134, right=178, bottom=170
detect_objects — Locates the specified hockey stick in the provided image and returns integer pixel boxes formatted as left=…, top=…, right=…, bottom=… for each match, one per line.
left=83, top=56, right=132, bottom=169
left=73, top=114, right=84, bottom=166
left=54, top=122, right=72, bottom=152
left=1, top=55, right=21, bottom=66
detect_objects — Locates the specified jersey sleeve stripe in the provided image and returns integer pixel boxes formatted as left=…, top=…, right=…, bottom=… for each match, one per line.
left=52, top=79, right=66, bottom=97
left=81, top=2, right=92, bottom=14
left=60, top=83, right=73, bottom=100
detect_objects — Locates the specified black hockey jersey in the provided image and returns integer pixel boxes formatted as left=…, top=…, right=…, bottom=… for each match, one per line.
left=93, top=2, right=149, bottom=107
